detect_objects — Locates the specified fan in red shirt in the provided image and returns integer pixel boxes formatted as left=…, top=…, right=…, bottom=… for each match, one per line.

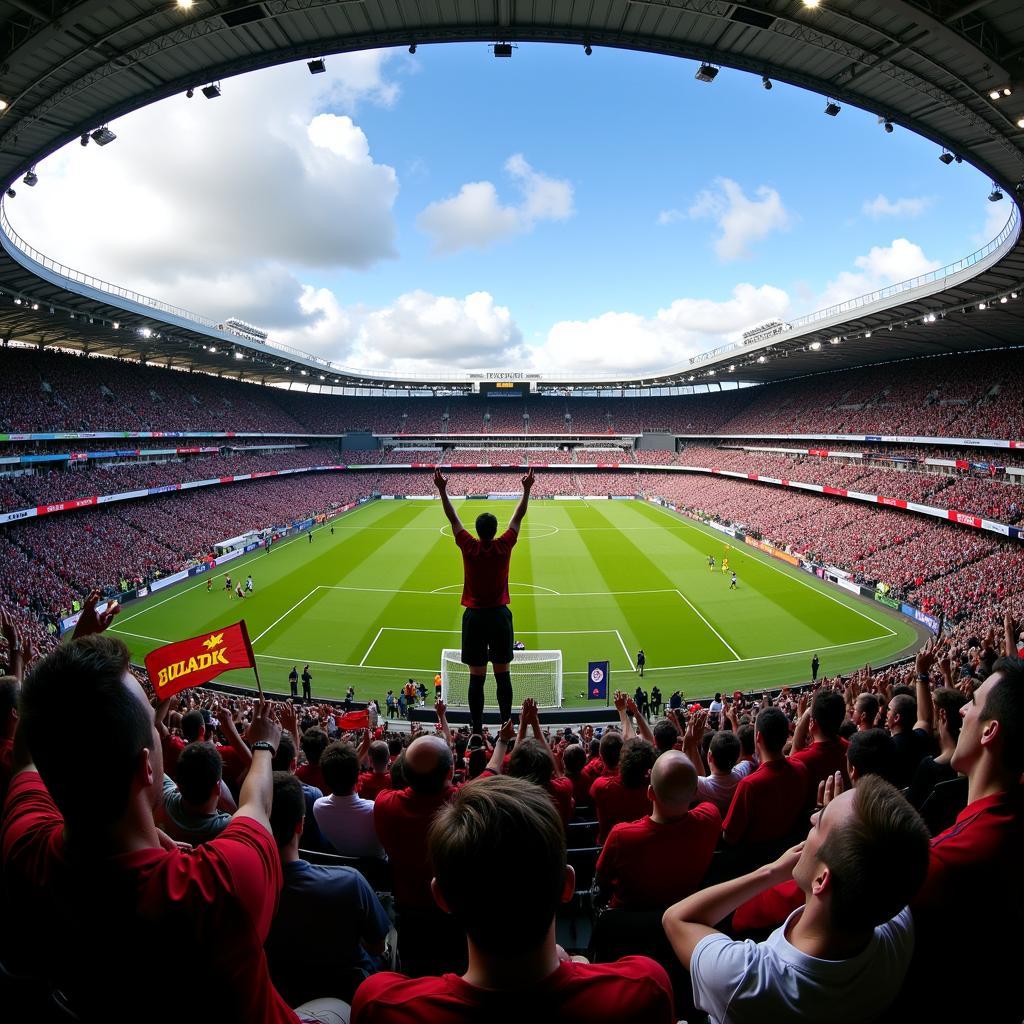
left=723, top=707, right=808, bottom=857
left=590, top=738, right=656, bottom=843
left=788, top=690, right=850, bottom=804
left=0, top=618, right=347, bottom=1024
left=357, top=740, right=394, bottom=802
left=434, top=467, right=534, bottom=737
left=596, top=750, right=721, bottom=910
left=352, top=776, right=674, bottom=1024
left=374, top=734, right=457, bottom=910
left=892, top=656, right=1024, bottom=1024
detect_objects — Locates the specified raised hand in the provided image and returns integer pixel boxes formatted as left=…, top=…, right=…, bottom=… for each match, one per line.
left=435, top=698, right=448, bottom=717
left=498, top=719, right=515, bottom=743
left=72, top=590, right=120, bottom=639
left=245, top=698, right=283, bottom=752
left=613, top=690, right=627, bottom=713
left=521, top=467, right=535, bottom=491
left=815, top=770, right=844, bottom=809
left=915, top=639, right=937, bottom=678
left=433, top=469, right=448, bottom=492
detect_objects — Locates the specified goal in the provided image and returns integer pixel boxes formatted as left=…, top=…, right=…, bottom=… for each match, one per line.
left=440, top=649, right=563, bottom=710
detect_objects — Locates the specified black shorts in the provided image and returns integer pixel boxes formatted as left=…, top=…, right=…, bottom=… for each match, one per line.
left=461, top=606, right=514, bottom=667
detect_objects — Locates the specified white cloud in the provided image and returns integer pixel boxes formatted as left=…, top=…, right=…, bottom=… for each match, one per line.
left=688, top=178, right=792, bottom=261
left=816, top=238, right=941, bottom=309
left=861, top=194, right=933, bottom=219
left=273, top=288, right=524, bottom=373
left=10, top=55, right=402, bottom=325
left=972, top=200, right=1013, bottom=247
left=530, top=283, right=792, bottom=374
left=417, top=154, right=573, bottom=254
left=656, top=209, right=685, bottom=226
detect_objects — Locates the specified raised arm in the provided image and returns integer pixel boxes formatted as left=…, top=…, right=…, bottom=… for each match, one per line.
left=682, top=709, right=710, bottom=775
left=913, top=643, right=936, bottom=734
left=613, top=690, right=636, bottom=741
left=508, top=469, right=535, bottom=534
left=215, top=699, right=254, bottom=776
left=232, top=700, right=283, bottom=833
left=435, top=699, right=453, bottom=748
left=625, top=695, right=655, bottom=745
left=486, top=719, right=515, bottom=773
left=791, top=694, right=812, bottom=752
left=434, top=470, right=465, bottom=535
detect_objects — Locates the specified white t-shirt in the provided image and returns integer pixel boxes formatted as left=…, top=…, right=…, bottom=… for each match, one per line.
left=695, top=761, right=755, bottom=817
left=690, top=905, right=914, bottom=1024
left=313, top=792, right=385, bottom=859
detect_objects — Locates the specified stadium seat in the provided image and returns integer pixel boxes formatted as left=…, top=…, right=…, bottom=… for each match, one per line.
left=567, top=820, right=599, bottom=847
left=566, top=845, right=602, bottom=891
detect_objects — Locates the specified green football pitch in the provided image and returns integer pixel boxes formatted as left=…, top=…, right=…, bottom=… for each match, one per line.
left=109, top=497, right=922, bottom=705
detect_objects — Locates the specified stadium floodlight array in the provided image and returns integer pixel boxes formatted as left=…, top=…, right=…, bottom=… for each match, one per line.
left=441, top=648, right=563, bottom=710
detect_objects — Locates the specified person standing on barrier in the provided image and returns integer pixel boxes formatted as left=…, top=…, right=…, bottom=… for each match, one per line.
left=434, top=467, right=534, bottom=737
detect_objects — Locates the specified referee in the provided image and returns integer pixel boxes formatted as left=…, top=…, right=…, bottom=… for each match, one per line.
left=435, top=466, right=534, bottom=737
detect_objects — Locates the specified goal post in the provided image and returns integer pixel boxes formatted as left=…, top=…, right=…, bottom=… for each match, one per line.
left=440, top=649, right=563, bottom=710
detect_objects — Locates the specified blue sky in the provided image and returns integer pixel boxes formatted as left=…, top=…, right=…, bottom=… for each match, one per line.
left=13, top=43, right=1002, bottom=375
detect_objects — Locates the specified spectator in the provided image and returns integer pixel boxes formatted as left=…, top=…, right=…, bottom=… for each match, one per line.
left=561, top=743, right=592, bottom=810
left=898, top=655, right=1024, bottom=1023
left=681, top=710, right=750, bottom=819
left=373, top=735, right=456, bottom=911
left=158, top=741, right=232, bottom=845
left=358, top=740, right=394, bottom=802
left=788, top=691, right=850, bottom=803
left=508, top=737, right=574, bottom=828
left=272, top=730, right=327, bottom=852
left=313, top=741, right=385, bottom=860
left=851, top=693, right=879, bottom=732
left=352, top=776, right=675, bottom=1023
left=596, top=751, right=720, bottom=910
left=664, top=775, right=931, bottom=1024
left=266, top=773, right=391, bottom=1007
left=3, top=629, right=346, bottom=1023
left=722, top=708, right=808, bottom=858
left=591, top=738, right=656, bottom=843
left=885, top=693, right=932, bottom=789
left=297, top=726, right=329, bottom=792
left=846, top=728, right=898, bottom=785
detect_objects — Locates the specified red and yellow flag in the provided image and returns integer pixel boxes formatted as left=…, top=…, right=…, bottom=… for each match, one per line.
left=145, top=621, right=256, bottom=699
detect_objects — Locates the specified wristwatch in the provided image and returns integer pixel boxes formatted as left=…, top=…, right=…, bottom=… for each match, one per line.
left=251, top=740, right=276, bottom=755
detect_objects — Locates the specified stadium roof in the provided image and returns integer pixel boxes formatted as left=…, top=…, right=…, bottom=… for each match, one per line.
left=0, top=0, right=1023, bottom=390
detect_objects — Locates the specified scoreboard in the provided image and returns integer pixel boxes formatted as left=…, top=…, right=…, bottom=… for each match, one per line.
left=479, top=380, right=532, bottom=397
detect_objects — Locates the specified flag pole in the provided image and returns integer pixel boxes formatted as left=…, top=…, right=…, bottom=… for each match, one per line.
left=239, top=620, right=265, bottom=701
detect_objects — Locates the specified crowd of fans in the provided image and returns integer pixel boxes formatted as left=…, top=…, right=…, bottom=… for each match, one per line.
left=1, top=599, right=1020, bottom=1022
left=7, top=345, right=1024, bottom=440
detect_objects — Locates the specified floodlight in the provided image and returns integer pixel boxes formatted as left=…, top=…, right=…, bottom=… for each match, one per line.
left=138, top=327, right=152, bottom=338
left=80, top=132, right=89, bottom=146
left=90, top=126, right=116, bottom=146
left=23, top=169, right=37, bottom=187
left=939, top=151, right=954, bottom=165
left=0, top=98, right=8, bottom=112
left=802, top=0, right=819, bottom=7
left=1017, top=116, right=1024, bottom=129
left=990, top=89, right=1002, bottom=100
left=824, top=100, right=841, bottom=116
left=112, top=322, right=120, bottom=329
left=202, top=83, right=221, bottom=99
left=5, top=188, right=14, bottom=198
left=864, top=331, right=872, bottom=337
left=409, top=44, right=416, bottom=53
left=493, top=43, right=513, bottom=58
left=979, top=303, right=987, bottom=310
left=696, top=63, right=719, bottom=83
left=584, top=44, right=592, bottom=56
left=883, top=120, right=893, bottom=133
left=762, top=76, right=772, bottom=90
left=186, top=88, right=194, bottom=98
left=177, top=0, right=194, bottom=8
left=757, top=355, right=767, bottom=362
left=809, top=341, right=821, bottom=350
left=1000, top=296, right=1008, bottom=303
left=307, top=58, right=326, bottom=74
left=989, top=186, right=1004, bottom=202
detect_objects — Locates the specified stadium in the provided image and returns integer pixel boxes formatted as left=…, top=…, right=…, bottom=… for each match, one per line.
left=0, top=2, right=1022, bottom=1022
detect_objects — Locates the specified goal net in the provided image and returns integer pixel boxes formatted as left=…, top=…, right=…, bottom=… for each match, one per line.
left=440, top=649, right=563, bottom=710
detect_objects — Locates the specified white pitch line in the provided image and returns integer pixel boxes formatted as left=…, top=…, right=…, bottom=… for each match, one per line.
left=109, top=627, right=172, bottom=644
left=649, top=502, right=898, bottom=638
left=319, top=584, right=679, bottom=598
left=428, top=582, right=562, bottom=595
left=614, top=629, right=635, bottom=669
left=674, top=589, right=742, bottom=661
left=359, top=627, right=385, bottom=667
left=114, top=499, right=380, bottom=627
left=250, top=587, right=321, bottom=645
left=378, top=627, right=627, bottom=635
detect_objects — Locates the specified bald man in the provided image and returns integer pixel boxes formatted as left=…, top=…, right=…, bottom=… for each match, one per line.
left=595, top=751, right=721, bottom=910
left=374, top=735, right=457, bottom=911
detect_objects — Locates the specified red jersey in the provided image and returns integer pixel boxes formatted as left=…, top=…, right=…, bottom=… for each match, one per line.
left=455, top=528, right=517, bottom=608
left=1, top=772, right=296, bottom=1024
left=590, top=774, right=653, bottom=843
left=788, top=736, right=849, bottom=803
left=358, top=770, right=393, bottom=802
left=296, top=762, right=326, bottom=793
left=596, top=804, right=721, bottom=910
left=898, top=788, right=1024, bottom=1022
left=374, top=785, right=457, bottom=909
left=351, top=956, right=674, bottom=1024
left=567, top=771, right=594, bottom=809
left=547, top=776, right=575, bottom=829
left=732, top=878, right=803, bottom=933
left=722, top=757, right=808, bottom=846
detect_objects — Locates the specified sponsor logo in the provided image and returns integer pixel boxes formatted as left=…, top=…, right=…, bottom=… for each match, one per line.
left=590, top=666, right=605, bottom=685
left=5, top=509, right=30, bottom=521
